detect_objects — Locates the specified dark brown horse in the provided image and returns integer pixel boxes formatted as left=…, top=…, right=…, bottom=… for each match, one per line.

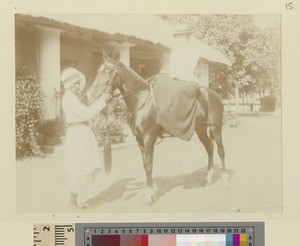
left=90, top=51, right=228, bottom=203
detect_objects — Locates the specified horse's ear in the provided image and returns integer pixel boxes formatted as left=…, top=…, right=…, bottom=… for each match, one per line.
left=102, top=50, right=110, bottom=62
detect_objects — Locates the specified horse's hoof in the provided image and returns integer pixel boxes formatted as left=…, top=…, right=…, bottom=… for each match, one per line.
left=206, top=169, right=214, bottom=185
left=206, top=177, right=213, bottom=185
left=142, top=183, right=158, bottom=205
left=142, top=194, right=154, bottom=206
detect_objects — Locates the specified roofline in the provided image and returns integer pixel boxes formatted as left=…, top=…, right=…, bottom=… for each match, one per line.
left=15, top=14, right=170, bottom=52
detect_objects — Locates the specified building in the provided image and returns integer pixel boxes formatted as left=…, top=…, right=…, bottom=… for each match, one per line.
left=15, top=14, right=231, bottom=120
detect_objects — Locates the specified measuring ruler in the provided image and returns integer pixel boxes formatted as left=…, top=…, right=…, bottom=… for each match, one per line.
left=34, top=224, right=75, bottom=246
left=34, top=222, right=264, bottom=246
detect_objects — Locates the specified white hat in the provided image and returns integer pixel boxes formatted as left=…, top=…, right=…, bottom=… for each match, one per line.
left=60, top=67, right=86, bottom=91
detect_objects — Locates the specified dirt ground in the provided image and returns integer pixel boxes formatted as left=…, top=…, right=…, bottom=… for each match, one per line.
left=16, top=116, right=282, bottom=213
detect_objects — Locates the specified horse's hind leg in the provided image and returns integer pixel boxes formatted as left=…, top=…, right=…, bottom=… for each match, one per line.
left=195, top=123, right=214, bottom=184
left=210, top=125, right=228, bottom=185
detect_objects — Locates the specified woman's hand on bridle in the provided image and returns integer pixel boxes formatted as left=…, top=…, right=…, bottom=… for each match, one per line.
left=101, top=89, right=112, bottom=103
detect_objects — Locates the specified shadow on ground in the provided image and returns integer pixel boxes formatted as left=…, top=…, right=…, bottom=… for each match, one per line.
left=86, top=167, right=234, bottom=208
left=153, top=167, right=234, bottom=202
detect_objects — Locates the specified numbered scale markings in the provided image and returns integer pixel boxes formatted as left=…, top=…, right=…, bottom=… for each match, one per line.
left=33, top=224, right=75, bottom=246
left=34, top=222, right=264, bottom=246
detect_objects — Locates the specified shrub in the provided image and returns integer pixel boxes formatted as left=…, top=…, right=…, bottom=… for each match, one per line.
left=39, top=117, right=65, bottom=145
left=15, top=65, right=44, bottom=159
left=90, top=96, right=127, bottom=146
left=42, top=118, right=65, bottom=137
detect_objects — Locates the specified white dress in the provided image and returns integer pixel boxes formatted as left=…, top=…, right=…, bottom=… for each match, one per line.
left=62, top=90, right=106, bottom=195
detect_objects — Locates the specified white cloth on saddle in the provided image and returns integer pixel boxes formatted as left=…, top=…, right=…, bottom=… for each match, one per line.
left=151, top=74, right=203, bottom=141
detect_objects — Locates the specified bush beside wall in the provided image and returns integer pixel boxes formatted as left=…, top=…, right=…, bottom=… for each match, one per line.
left=15, top=66, right=44, bottom=159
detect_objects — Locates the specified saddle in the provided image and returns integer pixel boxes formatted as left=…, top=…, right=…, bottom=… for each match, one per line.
left=149, top=73, right=204, bottom=141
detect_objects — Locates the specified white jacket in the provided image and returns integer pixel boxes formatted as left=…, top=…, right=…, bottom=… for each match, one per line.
left=169, top=36, right=201, bottom=82
left=62, top=90, right=106, bottom=124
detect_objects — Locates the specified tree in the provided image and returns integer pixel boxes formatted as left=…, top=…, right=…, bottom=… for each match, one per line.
left=161, top=15, right=280, bottom=107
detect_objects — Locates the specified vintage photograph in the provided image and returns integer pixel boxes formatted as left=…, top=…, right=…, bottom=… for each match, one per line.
left=15, top=14, right=281, bottom=213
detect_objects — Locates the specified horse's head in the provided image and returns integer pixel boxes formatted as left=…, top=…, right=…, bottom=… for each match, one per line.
left=91, top=49, right=147, bottom=103
left=87, top=50, right=121, bottom=103
left=100, top=50, right=122, bottom=93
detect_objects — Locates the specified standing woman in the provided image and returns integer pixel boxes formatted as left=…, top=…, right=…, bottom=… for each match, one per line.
left=61, top=67, right=110, bottom=208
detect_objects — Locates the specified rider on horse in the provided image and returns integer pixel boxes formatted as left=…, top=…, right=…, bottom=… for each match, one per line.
left=168, top=25, right=203, bottom=85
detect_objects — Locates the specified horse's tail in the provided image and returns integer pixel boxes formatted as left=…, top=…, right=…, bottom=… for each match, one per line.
left=104, top=136, right=112, bottom=173
left=103, top=108, right=112, bottom=173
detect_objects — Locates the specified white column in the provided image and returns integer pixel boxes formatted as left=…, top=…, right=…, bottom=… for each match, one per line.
left=36, top=25, right=62, bottom=120
left=110, top=42, right=135, bottom=66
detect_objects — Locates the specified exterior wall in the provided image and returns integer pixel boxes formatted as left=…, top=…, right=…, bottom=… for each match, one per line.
left=15, top=19, right=168, bottom=120
left=15, top=24, right=39, bottom=75
left=130, top=47, right=166, bottom=79
left=60, top=35, right=106, bottom=87
left=159, top=52, right=170, bottom=73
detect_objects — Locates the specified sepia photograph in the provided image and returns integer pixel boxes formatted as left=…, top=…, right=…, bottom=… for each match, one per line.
left=15, top=14, right=281, bottom=213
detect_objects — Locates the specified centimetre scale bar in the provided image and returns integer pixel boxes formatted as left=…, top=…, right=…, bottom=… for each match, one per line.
left=33, top=222, right=264, bottom=246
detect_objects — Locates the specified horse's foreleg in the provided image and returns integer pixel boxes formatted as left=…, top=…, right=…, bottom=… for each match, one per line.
left=141, top=134, right=158, bottom=204
left=138, top=131, right=158, bottom=185
left=144, top=136, right=155, bottom=187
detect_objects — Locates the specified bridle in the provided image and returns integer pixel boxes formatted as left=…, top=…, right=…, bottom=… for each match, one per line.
left=101, top=61, right=150, bottom=99
left=100, top=61, right=156, bottom=116
left=97, top=61, right=118, bottom=97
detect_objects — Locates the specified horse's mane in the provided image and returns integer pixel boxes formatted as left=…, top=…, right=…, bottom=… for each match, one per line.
left=118, top=62, right=146, bottom=84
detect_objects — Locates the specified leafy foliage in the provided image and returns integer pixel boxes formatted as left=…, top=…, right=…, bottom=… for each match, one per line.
left=39, top=117, right=65, bottom=144
left=90, top=96, right=127, bottom=146
left=161, top=15, right=280, bottom=100
left=15, top=66, right=44, bottom=159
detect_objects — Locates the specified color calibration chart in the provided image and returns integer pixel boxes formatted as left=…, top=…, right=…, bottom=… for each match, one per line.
left=34, top=222, right=264, bottom=246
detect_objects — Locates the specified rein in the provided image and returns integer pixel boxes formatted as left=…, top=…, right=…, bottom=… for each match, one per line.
left=127, top=90, right=152, bottom=117
left=91, top=61, right=158, bottom=117
left=109, top=66, right=150, bottom=99
left=115, top=81, right=150, bottom=99
left=110, top=69, right=152, bottom=116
